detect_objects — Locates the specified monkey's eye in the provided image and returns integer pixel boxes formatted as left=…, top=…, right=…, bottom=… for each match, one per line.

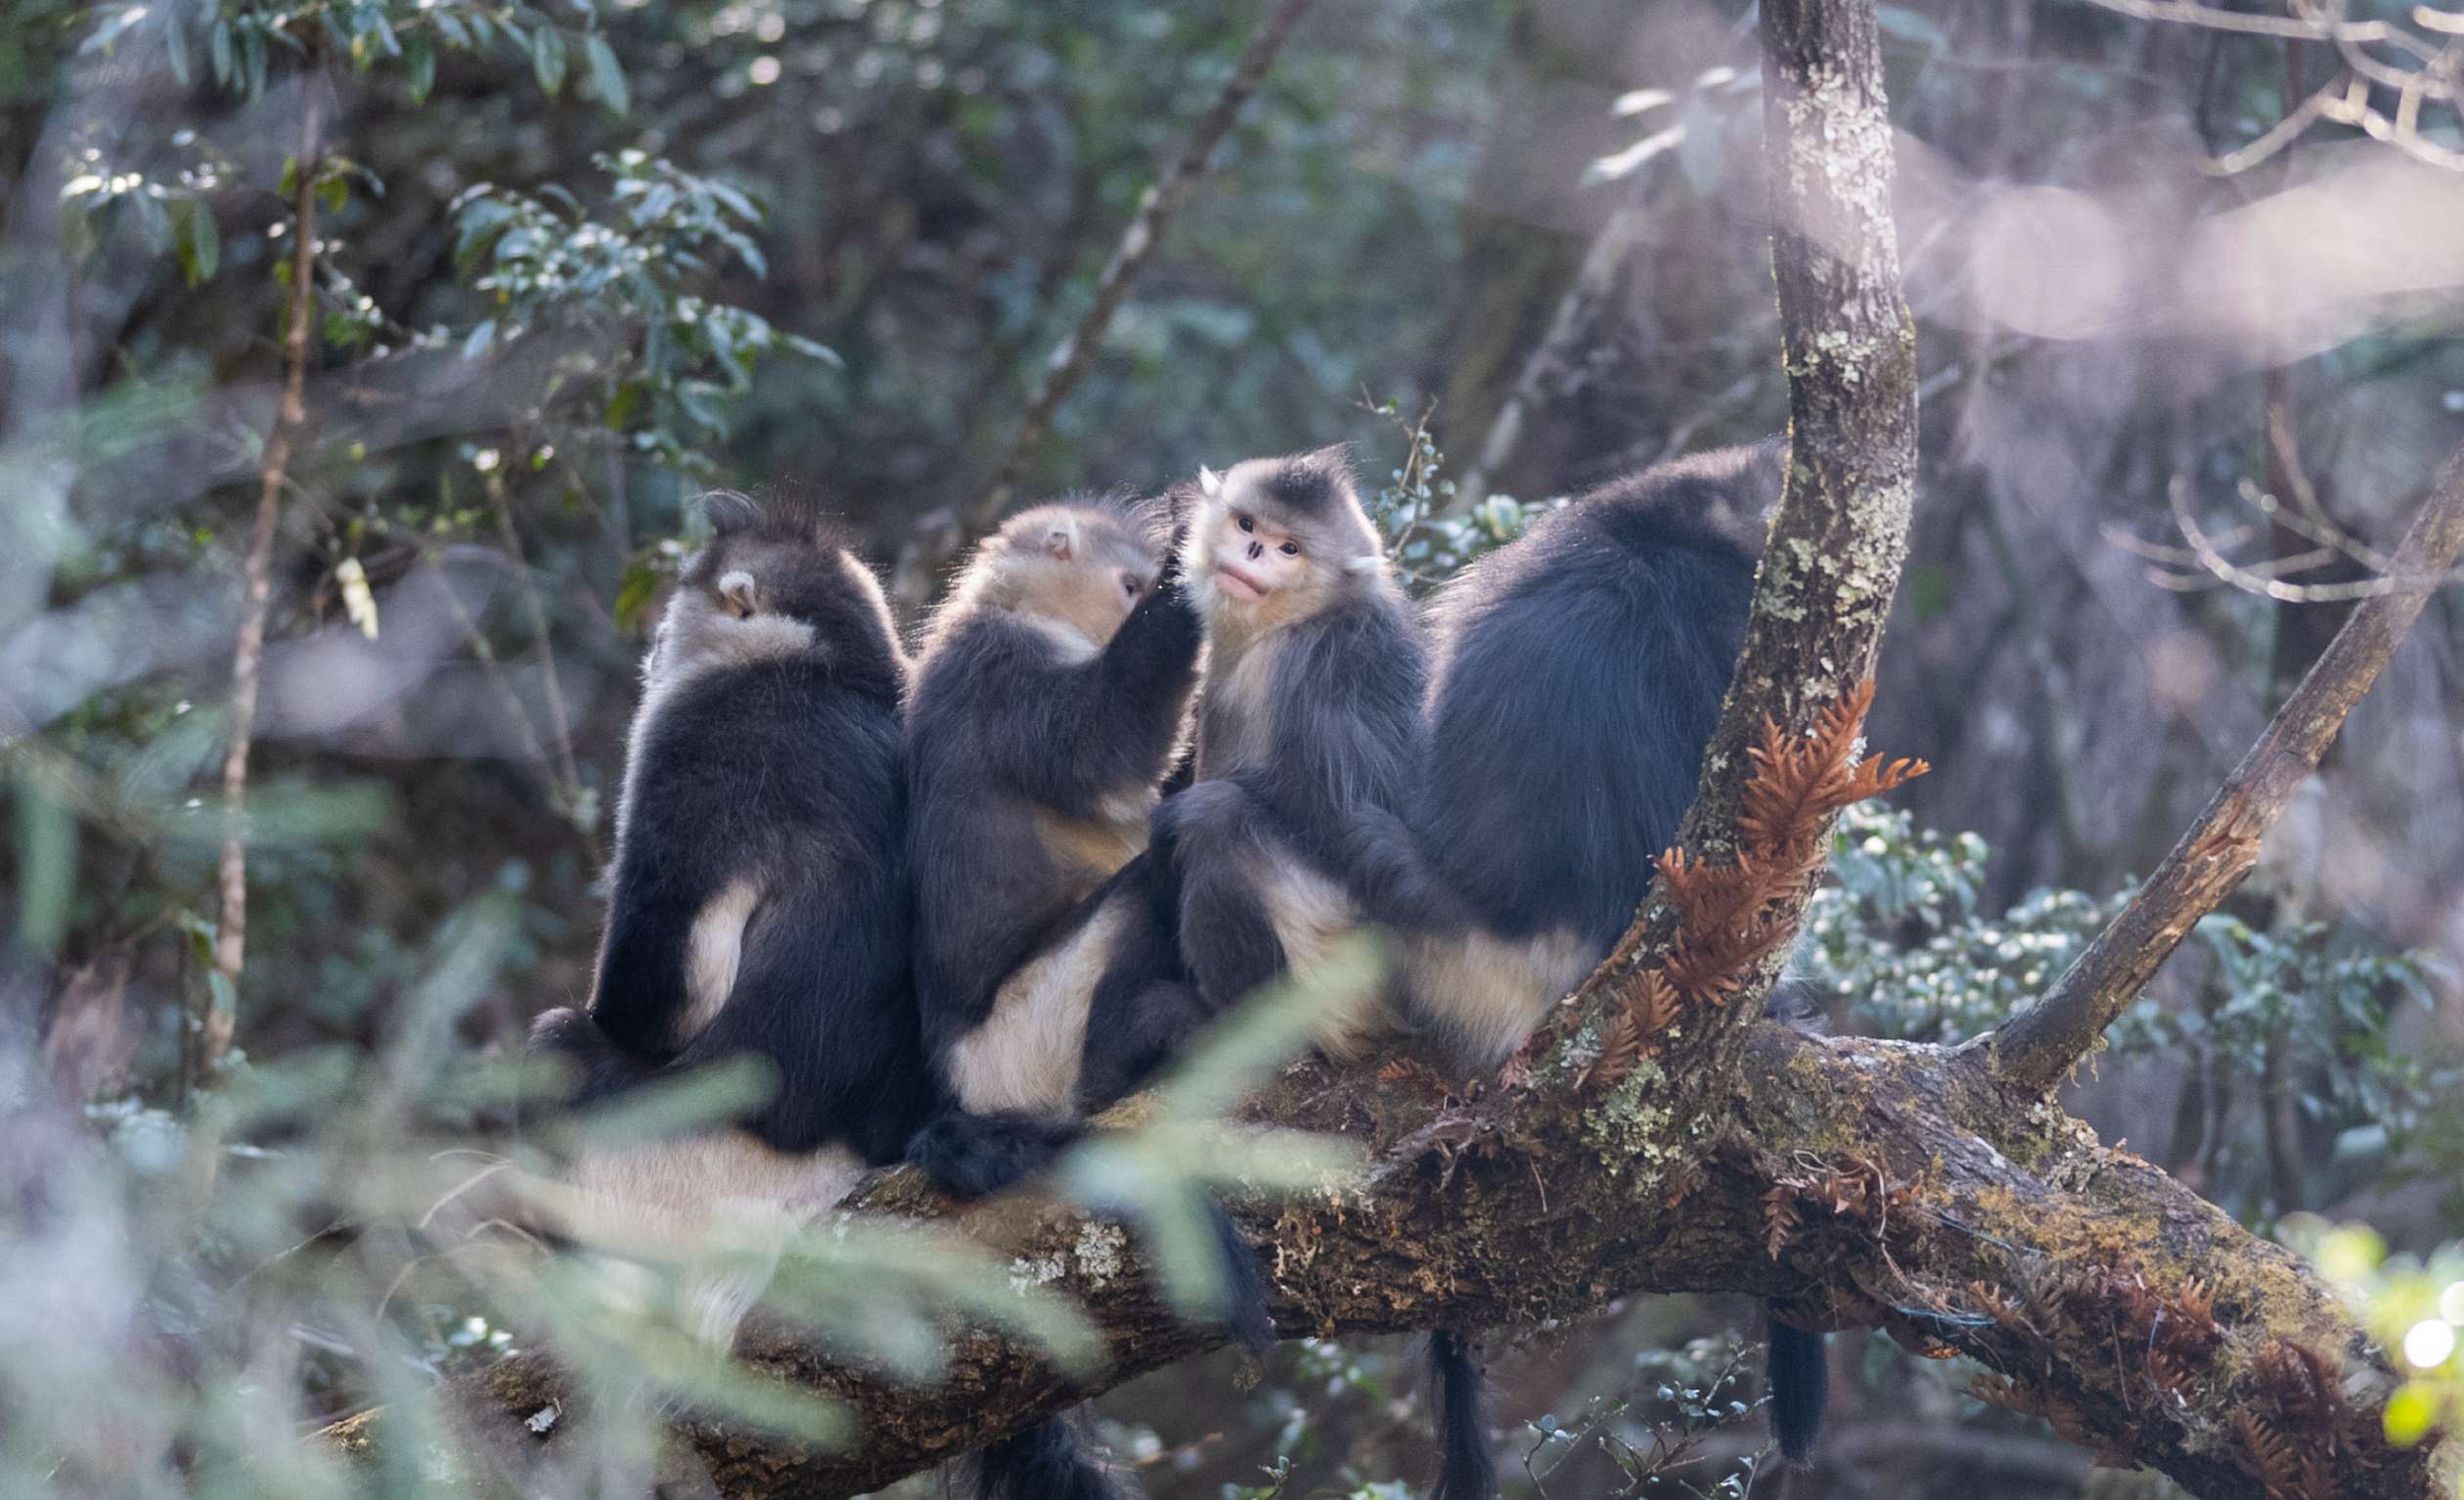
left=1235, top=514, right=1255, bottom=534
left=1278, top=540, right=1300, bottom=558
left=1121, top=572, right=1141, bottom=599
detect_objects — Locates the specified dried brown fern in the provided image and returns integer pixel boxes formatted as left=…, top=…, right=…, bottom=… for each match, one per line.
left=1556, top=678, right=1926, bottom=1091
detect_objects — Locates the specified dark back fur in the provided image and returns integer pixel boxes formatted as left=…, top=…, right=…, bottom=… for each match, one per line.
left=566, top=495, right=926, bottom=1163
left=1412, top=445, right=1773, bottom=953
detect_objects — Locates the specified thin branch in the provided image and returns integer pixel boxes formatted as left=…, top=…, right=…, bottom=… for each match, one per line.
left=206, top=65, right=323, bottom=1080
left=1981, top=442, right=2464, bottom=1094
left=2168, top=477, right=2461, bottom=601
left=2085, top=0, right=2409, bottom=43
left=889, top=0, right=1322, bottom=602
left=483, top=466, right=586, bottom=822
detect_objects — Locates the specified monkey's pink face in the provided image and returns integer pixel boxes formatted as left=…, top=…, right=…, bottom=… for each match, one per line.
left=1204, top=502, right=1310, bottom=604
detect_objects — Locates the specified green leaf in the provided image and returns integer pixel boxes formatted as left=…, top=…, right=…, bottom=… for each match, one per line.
left=612, top=553, right=660, bottom=633
left=603, top=377, right=647, bottom=432
left=405, top=31, right=435, bottom=103
left=209, top=18, right=233, bottom=82
left=461, top=319, right=497, bottom=360
left=318, top=169, right=348, bottom=215
left=584, top=32, right=628, bottom=114
left=531, top=25, right=567, bottom=94
left=174, top=197, right=219, bottom=285
left=14, top=782, right=77, bottom=958
left=164, top=11, right=192, bottom=83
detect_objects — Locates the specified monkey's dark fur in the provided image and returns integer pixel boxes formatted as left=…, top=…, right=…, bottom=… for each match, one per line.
left=901, top=498, right=1260, bottom=1500
left=1162, top=446, right=1429, bottom=1039
left=533, top=489, right=926, bottom=1164
left=904, top=499, right=1201, bottom=1129
left=1347, top=443, right=1827, bottom=1474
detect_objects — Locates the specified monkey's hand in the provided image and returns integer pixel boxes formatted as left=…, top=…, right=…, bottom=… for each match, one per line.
left=1154, top=523, right=1191, bottom=592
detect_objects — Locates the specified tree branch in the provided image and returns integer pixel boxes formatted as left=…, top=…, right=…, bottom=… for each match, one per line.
left=205, top=64, right=323, bottom=1081
left=890, top=0, right=1320, bottom=603
left=1547, top=0, right=1921, bottom=1084
left=344, top=1027, right=2441, bottom=1498
left=1981, top=443, right=2464, bottom=1095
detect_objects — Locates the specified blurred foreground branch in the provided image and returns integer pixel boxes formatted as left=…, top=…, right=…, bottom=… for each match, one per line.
left=891, top=0, right=1322, bottom=603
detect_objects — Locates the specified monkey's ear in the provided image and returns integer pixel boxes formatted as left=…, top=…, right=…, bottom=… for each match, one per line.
left=718, top=569, right=759, bottom=614
left=1198, top=466, right=1224, bottom=499
left=1042, top=520, right=1077, bottom=562
left=705, top=489, right=761, bottom=537
left=1343, top=553, right=1382, bottom=576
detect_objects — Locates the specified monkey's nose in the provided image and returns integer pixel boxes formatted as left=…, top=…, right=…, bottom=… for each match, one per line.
left=1247, top=541, right=1264, bottom=561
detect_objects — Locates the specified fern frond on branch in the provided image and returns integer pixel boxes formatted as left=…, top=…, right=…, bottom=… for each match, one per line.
left=1586, top=678, right=1927, bottom=1087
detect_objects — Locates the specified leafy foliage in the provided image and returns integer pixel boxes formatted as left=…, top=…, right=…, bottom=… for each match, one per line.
left=454, top=149, right=837, bottom=470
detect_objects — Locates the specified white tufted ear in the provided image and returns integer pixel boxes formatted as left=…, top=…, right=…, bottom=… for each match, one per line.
left=718, top=569, right=759, bottom=614
left=1343, top=554, right=1381, bottom=576
left=1198, top=466, right=1224, bottom=499
left=1043, top=519, right=1077, bottom=562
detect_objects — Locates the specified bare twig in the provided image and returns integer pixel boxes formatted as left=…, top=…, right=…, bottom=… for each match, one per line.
left=2093, top=0, right=2464, bottom=173
left=206, top=65, right=324, bottom=1079
left=2086, top=0, right=2408, bottom=44
left=1981, top=443, right=2464, bottom=1094
left=483, top=466, right=585, bottom=822
left=890, top=0, right=1322, bottom=602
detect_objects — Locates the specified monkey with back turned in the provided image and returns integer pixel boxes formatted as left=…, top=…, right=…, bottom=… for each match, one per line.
left=528, top=489, right=928, bottom=1342
left=1345, top=442, right=1829, bottom=1478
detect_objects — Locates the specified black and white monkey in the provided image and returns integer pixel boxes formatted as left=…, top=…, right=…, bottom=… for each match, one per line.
left=901, top=498, right=1259, bottom=1500
left=1158, top=446, right=1429, bottom=1052
left=529, top=489, right=929, bottom=1341
left=902, top=499, right=1207, bottom=1170
left=1347, top=444, right=1829, bottom=1477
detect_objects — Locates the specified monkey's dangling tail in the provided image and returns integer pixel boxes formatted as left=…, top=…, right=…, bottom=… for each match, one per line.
left=910, top=1110, right=1275, bottom=1500
left=1428, top=1330, right=1498, bottom=1500
left=1766, top=1312, right=1828, bottom=1466
left=969, top=1417, right=1129, bottom=1500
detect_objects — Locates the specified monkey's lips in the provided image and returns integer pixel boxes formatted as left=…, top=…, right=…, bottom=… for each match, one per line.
left=1214, top=562, right=1271, bottom=600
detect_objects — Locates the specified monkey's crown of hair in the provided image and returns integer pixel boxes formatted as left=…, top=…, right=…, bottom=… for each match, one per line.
left=702, top=486, right=852, bottom=551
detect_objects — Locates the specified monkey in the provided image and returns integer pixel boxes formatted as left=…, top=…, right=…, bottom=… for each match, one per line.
left=1340, top=442, right=1830, bottom=1473
left=899, top=497, right=1266, bottom=1500
left=901, top=498, right=1205, bottom=1155
left=1155, top=445, right=1430, bottom=1055
left=527, top=488, right=929, bottom=1342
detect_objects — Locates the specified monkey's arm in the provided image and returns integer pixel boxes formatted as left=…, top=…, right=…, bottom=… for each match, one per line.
left=985, top=571, right=1203, bottom=809
left=589, top=864, right=715, bottom=1061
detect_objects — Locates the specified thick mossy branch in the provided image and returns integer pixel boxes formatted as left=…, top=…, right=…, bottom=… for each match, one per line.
left=1985, top=443, right=2464, bottom=1094
left=375, top=1028, right=2444, bottom=1499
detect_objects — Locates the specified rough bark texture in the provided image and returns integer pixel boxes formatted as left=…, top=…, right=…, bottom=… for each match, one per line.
left=345, top=1024, right=2445, bottom=1499
left=321, top=4, right=2459, bottom=1496
left=1984, top=443, right=2464, bottom=1095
